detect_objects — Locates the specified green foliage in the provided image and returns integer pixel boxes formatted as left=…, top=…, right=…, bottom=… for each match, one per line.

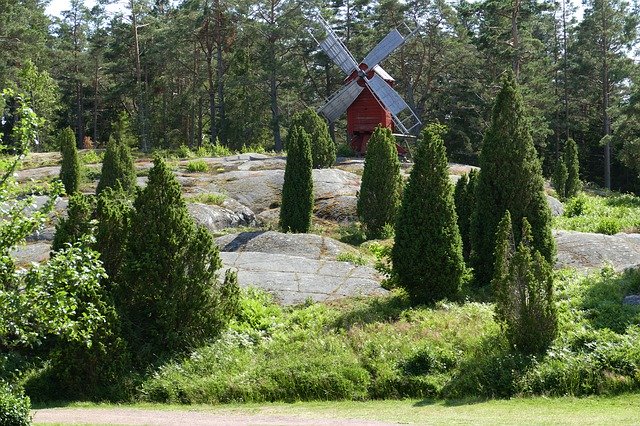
left=336, top=251, right=368, bottom=266
left=280, top=126, right=313, bottom=233
left=471, top=73, right=555, bottom=288
left=493, top=215, right=558, bottom=355
left=552, top=157, right=568, bottom=201
left=96, top=135, right=136, bottom=195
left=564, top=138, right=581, bottom=199
left=185, top=159, right=209, bottom=172
left=51, top=193, right=95, bottom=252
left=78, top=150, right=103, bottom=165
left=119, top=157, right=236, bottom=363
left=58, top=127, right=80, bottom=195
left=0, top=383, right=31, bottom=426
left=392, top=124, right=465, bottom=305
left=95, top=187, right=133, bottom=282
left=454, top=169, right=478, bottom=261
left=176, top=145, right=193, bottom=159
left=290, top=108, right=335, bottom=169
left=357, top=127, right=402, bottom=240
left=554, top=192, right=640, bottom=234
left=189, top=193, right=227, bottom=206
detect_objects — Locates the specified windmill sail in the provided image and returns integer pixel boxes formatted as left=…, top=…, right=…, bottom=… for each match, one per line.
left=318, top=80, right=364, bottom=122
left=314, top=15, right=358, bottom=75
left=361, top=29, right=405, bottom=71
left=366, top=74, right=421, bottom=134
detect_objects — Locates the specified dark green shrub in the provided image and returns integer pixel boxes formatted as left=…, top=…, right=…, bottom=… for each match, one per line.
left=96, top=135, right=137, bottom=195
left=552, top=157, right=568, bottom=201
left=454, top=169, right=478, bottom=261
left=51, top=193, right=95, bottom=252
left=95, top=187, right=134, bottom=282
left=565, top=138, right=581, bottom=199
left=471, top=73, right=555, bottom=288
left=119, top=157, right=237, bottom=363
left=492, top=213, right=558, bottom=355
left=563, top=193, right=588, bottom=217
left=280, top=126, right=313, bottom=233
left=291, top=107, right=335, bottom=168
left=0, top=383, right=30, bottom=426
left=595, top=217, right=621, bottom=235
left=392, top=124, right=465, bottom=305
left=357, top=126, right=402, bottom=240
left=58, top=127, right=80, bottom=194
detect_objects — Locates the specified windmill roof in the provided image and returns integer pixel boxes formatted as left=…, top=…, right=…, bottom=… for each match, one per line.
left=373, top=65, right=395, bottom=82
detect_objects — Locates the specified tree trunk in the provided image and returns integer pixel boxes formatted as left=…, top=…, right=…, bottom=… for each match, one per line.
left=602, top=0, right=611, bottom=190
left=511, top=0, right=521, bottom=78
left=270, top=69, right=282, bottom=151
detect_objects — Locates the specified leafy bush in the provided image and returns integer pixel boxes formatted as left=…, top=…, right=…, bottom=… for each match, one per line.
left=280, top=125, right=313, bottom=233
left=79, top=150, right=103, bottom=165
left=59, top=127, right=80, bottom=194
left=596, top=217, right=622, bottom=235
left=336, top=251, right=367, bottom=266
left=555, top=192, right=640, bottom=234
left=176, top=145, right=193, bottom=159
left=357, top=126, right=402, bottom=240
left=0, top=383, right=31, bottom=426
left=185, top=159, right=209, bottom=172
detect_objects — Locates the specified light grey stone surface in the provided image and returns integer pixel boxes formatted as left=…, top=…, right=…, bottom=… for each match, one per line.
left=547, top=195, right=564, bottom=217
left=315, top=195, right=358, bottom=222
left=623, top=295, right=640, bottom=305
left=11, top=242, right=50, bottom=266
left=187, top=199, right=256, bottom=231
left=220, top=251, right=386, bottom=305
left=216, top=231, right=357, bottom=260
left=555, top=230, right=640, bottom=272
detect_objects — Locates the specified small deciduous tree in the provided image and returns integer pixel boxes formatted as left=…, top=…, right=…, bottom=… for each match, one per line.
left=492, top=212, right=558, bottom=355
left=59, top=127, right=80, bottom=194
left=280, top=125, right=313, bottom=233
left=392, top=123, right=465, bottom=305
left=290, top=107, right=335, bottom=169
left=564, top=138, right=581, bottom=198
left=357, top=126, right=402, bottom=239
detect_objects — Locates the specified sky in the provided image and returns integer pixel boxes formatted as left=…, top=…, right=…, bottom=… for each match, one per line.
left=45, top=0, right=126, bottom=17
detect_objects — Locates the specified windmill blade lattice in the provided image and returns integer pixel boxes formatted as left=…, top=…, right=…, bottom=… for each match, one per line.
left=318, top=80, right=364, bottom=122
left=365, top=74, right=421, bottom=134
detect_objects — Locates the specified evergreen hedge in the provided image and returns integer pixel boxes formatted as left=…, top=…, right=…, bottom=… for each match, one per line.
left=392, top=123, right=465, bottom=305
left=470, top=73, right=555, bottom=288
left=280, top=125, right=314, bottom=233
left=357, top=126, right=402, bottom=239
left=59, top=127, right=80, bottom=194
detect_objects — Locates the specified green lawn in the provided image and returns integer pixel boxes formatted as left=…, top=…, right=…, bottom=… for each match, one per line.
left=36, top=394, right=640, bottom=425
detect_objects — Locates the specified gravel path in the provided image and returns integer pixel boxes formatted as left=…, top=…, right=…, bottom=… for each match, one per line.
left=32, top=407, right=397, bottom=426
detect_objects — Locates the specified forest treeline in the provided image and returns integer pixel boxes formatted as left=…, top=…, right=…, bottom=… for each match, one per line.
left=1, top=0, right=640, bottom=191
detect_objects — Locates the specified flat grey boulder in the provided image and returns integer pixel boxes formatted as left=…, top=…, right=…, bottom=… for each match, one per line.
left=187, top=199, right=256, bottom=231
left=555, top=230, right=640, bottom=272
left=623, top=295, right=640, bottom=305
left=11, top=242, right=50, bottom=266
left=220, top=251, right=386, bottom=305
left=216, top=231, right=357, bottom=260
left=547, top=195, right=564, bottom=217
left=315, top=195, right=358, bottom=222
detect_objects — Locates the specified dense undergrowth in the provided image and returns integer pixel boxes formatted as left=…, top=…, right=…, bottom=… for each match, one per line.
left=554, top=192, right=640, bottom=234
left=137, top=267, right=640, bottom=404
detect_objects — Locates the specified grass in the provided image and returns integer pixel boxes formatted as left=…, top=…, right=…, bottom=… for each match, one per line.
left=185, top=159, right=209, bottom=173
left=33, top=394, right=640, bottom=425
left=554, top=192, right=640, bottom=234
left=187, top=193, right=227, bottom=206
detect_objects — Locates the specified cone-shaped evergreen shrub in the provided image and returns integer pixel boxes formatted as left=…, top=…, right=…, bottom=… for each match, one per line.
left=120, top=157, right=238, bottom=363
left=552, top=157, right=568, bottom=201
left=59, top=127, right=80, bottom=194
left=471, top=73, right=555, bottom=287
left=280, top=125, right=313, bottom=233
left=357, top=126, right=402, bottom=239
left=565, top=138, right=581, bottom=198
left=454, top=168, right=478, bottom=261
left=51, top=193, right=95, bottom=252
left=95, top=187, right=133, bottom=282
left=96, top=135, right=136, bottom=194
left=392, top=123, right=465, bottom=305
left=291, top=107, right=335, bottom=169
left=492, top=214, right=558, bottom=355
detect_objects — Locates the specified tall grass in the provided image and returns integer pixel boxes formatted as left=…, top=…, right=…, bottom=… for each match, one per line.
left=554, top=192, right=640, bottom=234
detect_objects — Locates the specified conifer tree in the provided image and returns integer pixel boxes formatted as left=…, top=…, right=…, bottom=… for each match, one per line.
left=291, top=107, right=335, bottom=169
left=454, top=168, right=478, bottom=261
left=552, top=157, right=568, bottom=200
left=51, top=193, right=95, bottom=252
left=96, top=135, right=136, bottom=194
left=59, top=127, right=80, bottom=194
left=471, top=73, right=555, bottom=287
left=95, top=187, right=133, bottom=282
left=357, top=126, right=402, bottom=239
left=280, top=125, right=313, bottom=233
left=564, top=138, right=581, bottom=198
left=120, top=157, right=238, bottom=362
left=492, top=214, right=558, bottom=355
left=392, top=123, right=465, bottom=305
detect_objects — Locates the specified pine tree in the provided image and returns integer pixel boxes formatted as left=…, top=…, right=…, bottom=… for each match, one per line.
left=564, top=138, right=581, bottom=198
left=471, top=73, right=555, bottom=288
left=280, top=125, right=314, bottom=233
left=392, top=123, right=465, bottom=305
left=59, top=127, right=80, bottom=194
left=51, top=193, right=95, bottom=252
left=120, top=157, right=238, bottom=362
left=290, top=107, right=336, bottom=169
left=454, top=169, right=478, bottom=261
left=96, top=135, right=137, bottom=194
left=492, top=214, right=558, bottom=355
left=357, top=126, right=402, bottom=239
left=552, top=157, right=568, bottom=200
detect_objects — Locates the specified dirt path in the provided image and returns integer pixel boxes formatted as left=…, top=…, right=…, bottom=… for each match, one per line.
left=32, top=407, right=397, bottom=426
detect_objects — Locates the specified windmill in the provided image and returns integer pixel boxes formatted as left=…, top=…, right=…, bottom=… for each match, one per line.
left=308, top=13, right=421, bottom=155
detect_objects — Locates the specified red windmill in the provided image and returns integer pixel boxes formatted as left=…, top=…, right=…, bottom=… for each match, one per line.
left=309, top=13, right=421, bottom=155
